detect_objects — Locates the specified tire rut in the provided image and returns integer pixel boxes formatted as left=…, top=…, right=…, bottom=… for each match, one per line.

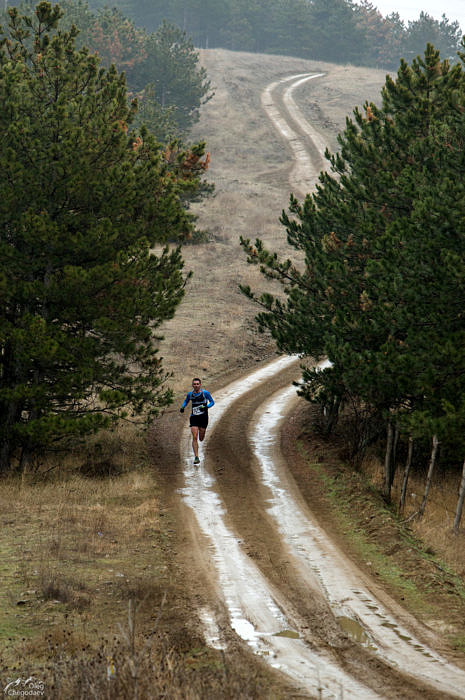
left=179, top=358, right=381, bottom=698
left=261, top=72, right=327, bottom=196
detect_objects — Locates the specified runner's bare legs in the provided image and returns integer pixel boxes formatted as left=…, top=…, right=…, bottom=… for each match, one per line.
left=191, top=426, right=199, bottom=458
left=191, top=426, right=207, bottom=459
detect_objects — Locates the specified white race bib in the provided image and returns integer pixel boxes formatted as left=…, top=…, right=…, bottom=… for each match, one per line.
left=192, top=406, right=204, bottom=416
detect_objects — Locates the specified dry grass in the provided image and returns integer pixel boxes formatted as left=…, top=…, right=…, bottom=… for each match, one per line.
left=1, top=420, right=285, bottom=697
left=0, top=424, right=167, bottom=670
left=42, top=602, right=273, bottom=700
left=362, top=454, right=465, bottom=576
left=0, top=451, right=285, bottom=697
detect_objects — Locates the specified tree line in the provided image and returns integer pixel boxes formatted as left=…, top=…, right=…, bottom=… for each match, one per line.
left=78, top=0, right=463, bottom=70
left=0, top=2, right=212, bottom=471
left=241, top=43, right=465, bottom=531
left=0, top=0, right=214, bottom=136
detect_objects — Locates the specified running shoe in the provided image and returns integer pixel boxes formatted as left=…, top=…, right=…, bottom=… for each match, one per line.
left=194, top=456, right=200, bottom=465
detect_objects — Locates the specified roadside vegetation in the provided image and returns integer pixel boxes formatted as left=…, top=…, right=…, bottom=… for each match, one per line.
left=0, top=432, right=282, bottom=698
left=0, top=2, right=211, bottom=474
left=287, top=403, right=465, bottom=654
left=242, top=42, right=465, bottom=530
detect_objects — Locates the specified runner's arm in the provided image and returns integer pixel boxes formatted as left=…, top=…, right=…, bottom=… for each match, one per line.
left=180, top=392, right=192, bottom=412
left=203, top=391, right=214, bottom=409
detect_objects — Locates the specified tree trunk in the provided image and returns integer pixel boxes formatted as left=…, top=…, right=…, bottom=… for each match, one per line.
left=0, top=434, right=12, bottom=473
left=419, top=434, right=439, bottom=517
left=324, top=396, right=341, bottom=437
left=0, top=338, right=22, bottom=472
left=387, top=425, right=400, bottom=494
left=19, top=437, right=37, bottom=475
left=399, top=435, right=413, bottom=513
left=392, top=426, right=399, bottom=474
left=453, top=456, right=465, bottom=533
left=383, top=420, right=394, bottom=501
left=0, top=399, right=20, bottom=472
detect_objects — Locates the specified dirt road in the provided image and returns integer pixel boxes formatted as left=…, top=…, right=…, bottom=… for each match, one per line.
left=157, top=70, right=465, bottom=698
left=261, top=72, right=327, bottom=195
left=172, top=355, right=465, bottom=698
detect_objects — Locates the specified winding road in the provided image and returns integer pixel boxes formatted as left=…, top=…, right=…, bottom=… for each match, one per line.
left=175, top=75, right=465, bottom=698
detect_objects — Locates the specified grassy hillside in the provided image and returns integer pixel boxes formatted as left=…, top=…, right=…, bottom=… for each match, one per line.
left=159, top=49, right=388, bottom=397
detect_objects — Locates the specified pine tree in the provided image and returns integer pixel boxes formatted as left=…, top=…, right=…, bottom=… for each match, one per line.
left=241, top=43, right=465, bottom=497
left=308, top=0, right=368, bottom=64
left=128, top=19, right=212, bottom=133
left=406, top=12, right=461, bottom=62
left=0, top=2, right=192, bottom=470
left=60, top=1, right=213, bottom=135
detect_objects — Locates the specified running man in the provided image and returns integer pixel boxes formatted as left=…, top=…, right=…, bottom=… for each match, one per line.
left=180, top=378, right=215, bottom=464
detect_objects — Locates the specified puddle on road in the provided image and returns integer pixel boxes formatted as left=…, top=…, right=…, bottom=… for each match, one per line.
left=199, top=607, right=225, bottom=650
left=337, top=616, right=376, bottom=650
left=379, top=622, right=436, bottom=659
left=273, top=629, right=300, bottom=639
left=352, top=591, right=437, bottom=660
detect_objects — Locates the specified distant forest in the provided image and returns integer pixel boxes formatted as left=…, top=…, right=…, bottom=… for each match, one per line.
left=75, top=0, right=463, bottom=69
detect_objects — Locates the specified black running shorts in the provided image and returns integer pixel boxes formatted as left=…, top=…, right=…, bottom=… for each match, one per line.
left=190, top=413, right=208, bottom=429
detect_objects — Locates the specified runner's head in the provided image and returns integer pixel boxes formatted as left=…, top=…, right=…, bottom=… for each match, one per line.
left=192, top=377, right=202, bottom=391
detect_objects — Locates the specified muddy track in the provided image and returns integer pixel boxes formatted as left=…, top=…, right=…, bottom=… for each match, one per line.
left=206, top=366, right=449, bottom=699
left=171, top=355, right=465, bottom=698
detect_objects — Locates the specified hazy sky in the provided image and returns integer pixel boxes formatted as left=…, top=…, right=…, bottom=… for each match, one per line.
left=361, top=1, right=465, bottom=31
